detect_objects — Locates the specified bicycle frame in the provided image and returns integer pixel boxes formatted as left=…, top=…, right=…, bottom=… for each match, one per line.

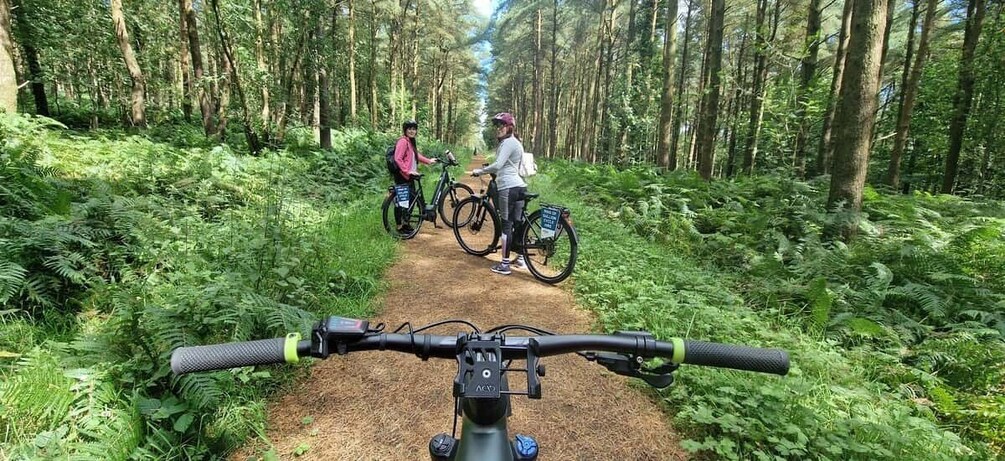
left=467, top=176, right=568, bottom=256
left=430, top=379, right=529, bottom=461
left=415, top=158, right=463, bottom=223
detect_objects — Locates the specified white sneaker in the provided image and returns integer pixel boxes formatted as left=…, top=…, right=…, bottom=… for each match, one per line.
left=513, top=255, right=527, bottom=269
left=490, top=263, right=511, bottom=275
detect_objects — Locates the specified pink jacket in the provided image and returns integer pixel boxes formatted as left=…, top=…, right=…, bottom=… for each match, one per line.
left=394, top=136, right=433, bottom=180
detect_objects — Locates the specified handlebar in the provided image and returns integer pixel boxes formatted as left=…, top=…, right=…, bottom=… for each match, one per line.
left=171, top=318, right=789, bottom=377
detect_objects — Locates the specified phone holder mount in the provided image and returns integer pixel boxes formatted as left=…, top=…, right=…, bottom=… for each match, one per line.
left=453, top=333, right=545, bottom=400
left=584, top=331, right=678, bottom=388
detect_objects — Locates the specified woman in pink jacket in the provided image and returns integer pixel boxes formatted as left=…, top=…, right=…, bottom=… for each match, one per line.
left=393, top=120, right=437, bottom=234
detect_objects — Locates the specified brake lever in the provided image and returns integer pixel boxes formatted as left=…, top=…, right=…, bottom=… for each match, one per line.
left=585, top=351, right=677, bottom=389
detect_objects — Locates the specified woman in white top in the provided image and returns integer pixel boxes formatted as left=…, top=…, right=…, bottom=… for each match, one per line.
left=472, top=112, right=527, bottom=275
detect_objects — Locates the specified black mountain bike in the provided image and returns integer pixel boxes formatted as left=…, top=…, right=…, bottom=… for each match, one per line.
left=452, top=174, right=578, bottom=284
left=382, top=151, right=474, bottom=239
left=171, top=317, right=790, bottom=461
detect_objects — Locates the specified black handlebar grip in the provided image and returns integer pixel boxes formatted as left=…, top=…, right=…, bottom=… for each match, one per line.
left=681, top=340, right=789, bottom=375
left=171, top=337, right=292, bottom=375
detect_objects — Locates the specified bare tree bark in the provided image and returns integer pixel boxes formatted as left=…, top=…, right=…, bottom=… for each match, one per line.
left=886, top=0, right=936, bottom=187
left=942, top=0, right=987, bottom=193
left=827, top=0, right=887, bottom=240
left=111, top=0, right=146, bottom=126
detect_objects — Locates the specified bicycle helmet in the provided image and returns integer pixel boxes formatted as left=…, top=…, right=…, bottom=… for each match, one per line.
left=402, top=119, right=419, bottom=133
left=491, top=112, right=515, bottom=127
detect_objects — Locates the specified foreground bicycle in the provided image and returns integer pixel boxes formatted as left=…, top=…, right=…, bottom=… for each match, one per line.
left=452, top=174, right=578, bottom=284
left=382, top=151, right=474, bottom=239
left=172, top=317, right=789, bottom=461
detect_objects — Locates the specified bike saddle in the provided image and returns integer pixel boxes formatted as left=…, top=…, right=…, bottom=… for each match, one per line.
left=521, top=192, right=539, bottom=201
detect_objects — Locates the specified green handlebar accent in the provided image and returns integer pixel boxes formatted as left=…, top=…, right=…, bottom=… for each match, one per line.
left=671, top=337, right=685, bottom=364
left=284, top=333, right=301, bottom=363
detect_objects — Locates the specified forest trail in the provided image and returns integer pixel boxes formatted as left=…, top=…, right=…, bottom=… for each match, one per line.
left=233, top=157, right=684, bottom=460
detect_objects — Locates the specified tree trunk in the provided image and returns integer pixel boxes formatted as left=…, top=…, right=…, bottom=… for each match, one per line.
left=183, top=0, right=216, bottom=136
left=742, top=0, right=771, bottom=175
left=319, top=13, right=331, bottom=149
left=942, top=0, right=987, bottom=194
left=827, top=0, right=888, bottom=240
left=599, top=3, right=616, bottom=162
left=549, top=0, right=559, bottom=158
left=669, top=0, right=694, bottom=170
left=583, top=2, right=607, bottom=163
left=177, top=0, right=192, bottom=120
left=886, top=0, right=936, bottom=187
left=816, top=0, right=854, bottom=176
left=792, top=0, right=821, bottom=177
left=410, top=0, right=419, bottom=119
left=531, top=8, right=542, bottom=154
left=254, top=0, right=269, bottom=132
left=10, top=3, right=49, bottom=116
left=210, top=0, right=262, bottom=153
left=696, top=0, right=725, bottom=180
left=111, top=0, right=146, bottom=126
left=657, top=0, right=678, bottom=169
left=726, top=19, right=750, bottom=178
left=347, top=0, right=357, bottom=123
left=0, top=0, right=14, bottom=113
left=215, top=50, right=231, bottom=138
left=369, top=0, right=378, bottom=128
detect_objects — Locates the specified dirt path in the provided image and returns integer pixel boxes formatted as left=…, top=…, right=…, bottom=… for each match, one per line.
left=234, top=158, right=685, bottom=460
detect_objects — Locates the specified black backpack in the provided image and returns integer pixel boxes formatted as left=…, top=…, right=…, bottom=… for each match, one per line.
left=385, top=145, right=399, bottom=178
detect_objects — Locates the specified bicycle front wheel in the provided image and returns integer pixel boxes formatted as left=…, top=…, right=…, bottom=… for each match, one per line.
left=521, top=209, right=578, bottom=284
left=452, top=196, right=500, bottom=256
left=382, top=193, right=423, bottom=240
left=438, top=183, right=475, bottom=228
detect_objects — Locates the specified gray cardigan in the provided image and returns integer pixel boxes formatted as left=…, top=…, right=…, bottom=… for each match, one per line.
left=479, top=136, right=527, bottom=191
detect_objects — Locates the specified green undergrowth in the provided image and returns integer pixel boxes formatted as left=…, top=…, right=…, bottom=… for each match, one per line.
left=526, top=160, right=1002, bottom=460
left=0, top=114, right=436, bottom=458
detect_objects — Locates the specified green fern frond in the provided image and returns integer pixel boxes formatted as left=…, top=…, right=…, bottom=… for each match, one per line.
left=890, top=283, right=948, bottom=320
left=61, top=369, right=142, bottom=461
left=0, top=260, right=27, bottom=304
left=173, top=373, right=223, bottom=410
left=0, top=349, right=74, bottom=443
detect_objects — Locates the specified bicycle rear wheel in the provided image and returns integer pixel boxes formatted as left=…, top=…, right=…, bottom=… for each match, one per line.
left=452, top=196, right=500, bottom=256
left=438, top=183, right=475, bottom=228
left=382, top=193, right=423, bottom=240
left=521, top=208, right=578, bottom=284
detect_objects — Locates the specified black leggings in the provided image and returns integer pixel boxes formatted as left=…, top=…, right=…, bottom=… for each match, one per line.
left=496, top=186, right=526, bottom=260
left=393, top=175, right=415, bottom=227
